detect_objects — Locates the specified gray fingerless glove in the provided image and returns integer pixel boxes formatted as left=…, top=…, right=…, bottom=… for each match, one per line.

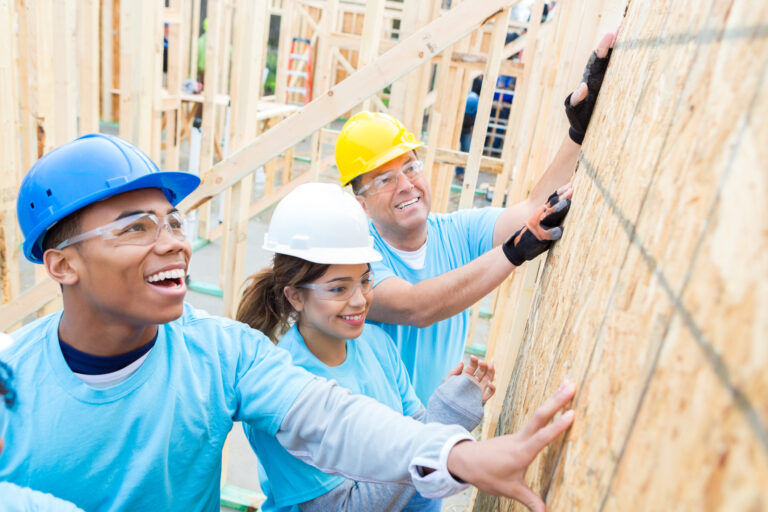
left=425, top=374, right=484, bottom=432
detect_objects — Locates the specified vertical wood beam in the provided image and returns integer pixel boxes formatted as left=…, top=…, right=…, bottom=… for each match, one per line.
left=358, top=0, right=385, bottom=111
left=100, top=0, right=114, bottom=122
left=196, top=0, right=223, bottom=240
left=274, top=0, right=294, bottom=102
left=220, top=0, right=266, bottom=319
left=458, top=8, right=509, bottom=210
left=1, top=0, right=21, bottom=303
left=79, top=0, right=101, bottom=134
left=311, top=0, right=338, bottom=97
left=165, top=0, right=184, bottom=170
left=189, top=0, right=201, bottom=80
left=118, top=0, right=159, bottom=153
left=52, top=0, right=78, bottom=142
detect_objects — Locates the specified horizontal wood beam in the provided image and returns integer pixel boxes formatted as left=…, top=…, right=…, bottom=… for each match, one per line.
left=0, top=279, right=60, bottom=332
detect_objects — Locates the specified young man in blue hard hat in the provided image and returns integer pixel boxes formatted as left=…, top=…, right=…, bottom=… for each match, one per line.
left=336, top=34, right=616, bottom=403
left=1, top=133, right=577, bottom=511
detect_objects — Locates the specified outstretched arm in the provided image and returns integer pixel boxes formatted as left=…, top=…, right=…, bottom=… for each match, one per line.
left=369, top=33, right=616, bottom=328
left=276, top=376, right=576, bottom=510
left=368, top=194, right=567, bottom=328
left=367, top=245, right=514, bottom=327
left=492, top=31, right=617, bottom=246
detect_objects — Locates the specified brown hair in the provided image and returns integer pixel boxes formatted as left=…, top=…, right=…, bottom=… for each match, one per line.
left=236, top=254, right=330, bottom=343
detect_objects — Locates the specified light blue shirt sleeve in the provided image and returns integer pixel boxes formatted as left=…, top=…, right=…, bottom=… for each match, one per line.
left=223, top=324, right=315, bottom=435
left=371, top=258, right=397, bottom=287
left=446, top=207, right=503, bottom=259
left=0, top=481, right=85, bottom=511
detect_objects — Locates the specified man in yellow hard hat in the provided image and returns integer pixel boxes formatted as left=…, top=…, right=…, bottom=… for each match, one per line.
left=336, top=34, right=616, bottom=403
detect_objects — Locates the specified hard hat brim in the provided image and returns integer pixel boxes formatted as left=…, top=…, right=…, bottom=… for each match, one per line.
left=23, top=170, right=201, bottom=264
left=341, top=140, right=424, bottom=186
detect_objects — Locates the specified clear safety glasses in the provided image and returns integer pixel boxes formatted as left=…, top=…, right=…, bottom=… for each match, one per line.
left=299, top=272, right=374, bottom=301
left=356, top=159, right=425, bottom=197
left=55, top=211, right=187, bottom=250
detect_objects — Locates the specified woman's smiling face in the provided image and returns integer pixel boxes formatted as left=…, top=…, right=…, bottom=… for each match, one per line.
left=289, top=264, right=374, bottom=343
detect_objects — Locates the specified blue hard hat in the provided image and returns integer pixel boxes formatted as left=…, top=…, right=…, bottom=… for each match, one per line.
left=465, top=92, right=479, bottom=115
left=18, top=133, right=201, bottom=264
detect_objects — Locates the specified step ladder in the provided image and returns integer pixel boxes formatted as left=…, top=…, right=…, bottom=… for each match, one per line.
left=285, top=37, right=313, bottom=105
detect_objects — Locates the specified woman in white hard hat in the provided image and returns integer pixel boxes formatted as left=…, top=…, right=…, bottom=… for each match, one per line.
left=236, top=183, right=495, bottom=512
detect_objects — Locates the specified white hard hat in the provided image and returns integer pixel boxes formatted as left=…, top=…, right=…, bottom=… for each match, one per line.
left=263, top=183, right=382, bottom=264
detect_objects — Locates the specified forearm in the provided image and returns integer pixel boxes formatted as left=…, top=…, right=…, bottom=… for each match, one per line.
left=528, top=135, right=580, bottom=205
left=492, top=136, right=579, bottom=245
left=277, top=378, right=472, bottom=498
left=300, top=480, right=416, bottom=512
left=367, top=246, right=514, bottom=327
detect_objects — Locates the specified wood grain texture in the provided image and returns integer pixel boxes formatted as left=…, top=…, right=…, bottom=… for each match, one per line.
left=474, top=0, right=768, bottom=510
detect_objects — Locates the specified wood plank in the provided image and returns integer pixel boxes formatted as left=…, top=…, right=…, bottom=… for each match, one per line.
left=358, top=0, right=385, bottom=111
left=0, top=279, right=60, bottom=332
left=458, top=8, right=509, bottom=210
left=78, top=0, right=100, bottom=134
left=196, top=0, right=224, bottom=240
left=100, top=0, right=114, bottom=122
left=0, top=0, right=21, bottom=303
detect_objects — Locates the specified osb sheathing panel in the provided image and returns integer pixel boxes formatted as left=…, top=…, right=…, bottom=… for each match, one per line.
left=475, top=0, right=768, bottom=510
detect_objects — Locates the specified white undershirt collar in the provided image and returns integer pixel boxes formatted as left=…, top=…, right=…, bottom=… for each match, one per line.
left=383, top=239, right=427, bottom=269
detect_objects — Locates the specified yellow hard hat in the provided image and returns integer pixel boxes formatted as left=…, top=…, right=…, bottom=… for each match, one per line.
left=335, top=112, right=424, bottom=186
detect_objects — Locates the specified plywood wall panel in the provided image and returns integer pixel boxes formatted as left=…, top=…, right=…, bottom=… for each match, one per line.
left=475, top=0, right=767, bottom=510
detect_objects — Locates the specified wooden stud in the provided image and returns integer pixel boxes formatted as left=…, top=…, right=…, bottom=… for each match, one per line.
left=52, top=0, right=78, bottom=143
left=358, top=0, right=384, bottom=111
left=458, top=8, right=509, bottom=210
left=274, top=0, right=295, bottom=103
left=196, top=0, right=224, bottom=240
left=0, top=0, right=21, bottom=303
left=100, top=0, right=114, bottom=122
left=78, top=0, right=100, bottom=134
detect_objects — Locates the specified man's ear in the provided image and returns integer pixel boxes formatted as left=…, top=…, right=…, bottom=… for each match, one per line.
left=283, top=286, right=304, bottom=312
left=43, top=249, right=80, bottom=286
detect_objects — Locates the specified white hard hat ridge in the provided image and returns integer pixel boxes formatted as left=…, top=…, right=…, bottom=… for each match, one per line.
left=263, top=182, right=382, bottom=264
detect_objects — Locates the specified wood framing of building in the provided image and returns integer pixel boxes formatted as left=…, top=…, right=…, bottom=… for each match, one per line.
left=1, top=1, right=766, bottom=509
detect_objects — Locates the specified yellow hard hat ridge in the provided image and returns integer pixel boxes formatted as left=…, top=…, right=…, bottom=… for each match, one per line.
left=335, top=112, right=424, bottom=187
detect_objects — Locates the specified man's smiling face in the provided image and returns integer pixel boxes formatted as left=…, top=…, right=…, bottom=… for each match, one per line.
left=355, top=152, right=432, bottom=239
left=58, top=188, right=192, bottom=327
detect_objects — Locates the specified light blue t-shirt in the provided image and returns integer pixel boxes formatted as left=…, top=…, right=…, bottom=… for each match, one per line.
left=370, top=208, right=503, bottom=403
left=0, top=304, right=314, bottom=511
left=245, top=324, right=423, bottom=511
left=0, top=482, right=84, bottom=511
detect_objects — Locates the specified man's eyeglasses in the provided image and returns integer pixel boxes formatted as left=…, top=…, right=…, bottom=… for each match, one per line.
left=299, top=273, right=374, bottom=301
left=55, top=211, right=187, bottom=250
left=356, top=160, right=424, bottom=197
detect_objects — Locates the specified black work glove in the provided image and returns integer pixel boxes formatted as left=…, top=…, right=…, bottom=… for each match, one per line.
left=501, top=192, right=571, bottom=266
left=564, top=47, right=613, bottom=144
left=541, top=190, right=571, bottom=228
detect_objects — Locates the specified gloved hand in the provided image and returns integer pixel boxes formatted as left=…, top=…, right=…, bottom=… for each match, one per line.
left=564, top=32, right=616, bottom=144
left=502, top=190, right=571, bottom=266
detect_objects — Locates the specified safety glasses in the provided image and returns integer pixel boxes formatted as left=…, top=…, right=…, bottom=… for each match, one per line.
left=55, top=211, right=186, bottom=250
left=299, top=272, right=374, bottom=301
left=356, top=159, right=424, bottom=197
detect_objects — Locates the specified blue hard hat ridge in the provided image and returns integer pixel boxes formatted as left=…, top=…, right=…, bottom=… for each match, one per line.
left=17, top=133, right=201, bottom=264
